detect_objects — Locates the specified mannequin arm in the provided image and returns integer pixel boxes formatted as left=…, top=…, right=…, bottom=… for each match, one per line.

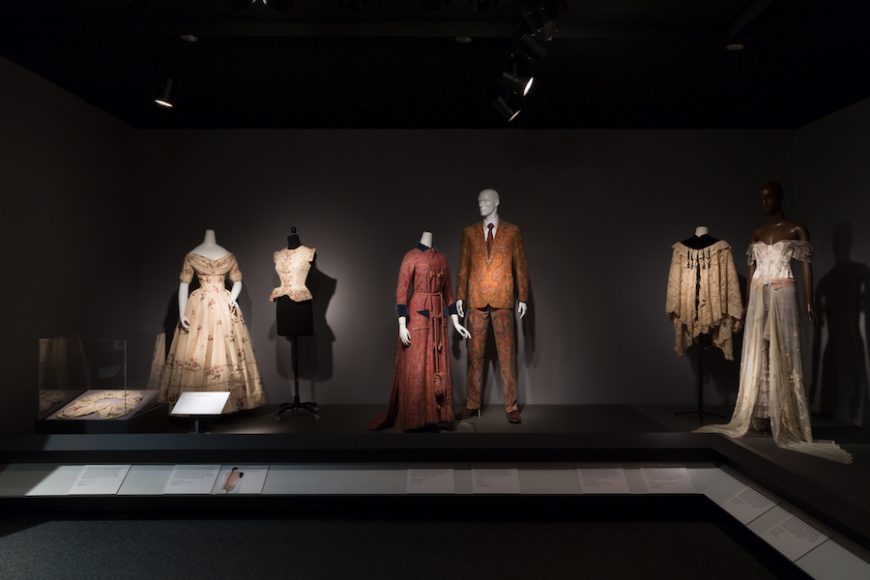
left=398, top=316, right=411, bottom=346
left=517, top=301, right=527, bottom=319
left=229, top=281, right=242, bottom=311
left=451, top=314, right=471, bottom=339
left=178, top=282, right=191, bottom=330
left=456, top=300, right=464, bottom=318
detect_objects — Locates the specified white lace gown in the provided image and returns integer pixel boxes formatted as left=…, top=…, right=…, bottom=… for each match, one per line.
left=697, top=240, right=852, bottom=463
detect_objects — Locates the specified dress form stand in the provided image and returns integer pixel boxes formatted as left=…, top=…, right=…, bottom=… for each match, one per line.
left=675, top=226, right=726, bottom=424
left=272, top=227, right=319, bottom=421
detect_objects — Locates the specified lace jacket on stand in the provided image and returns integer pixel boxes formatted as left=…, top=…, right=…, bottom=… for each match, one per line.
left=666, top=240, right=744, bottom=360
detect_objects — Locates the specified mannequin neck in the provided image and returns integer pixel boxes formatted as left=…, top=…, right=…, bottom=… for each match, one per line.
left=694, top=225, right=709, bottom=237
left=203, top=229, right=217, bottom=246
left=483, top=212, right=499, bottom=226
left=287, top=234, right=301, bottom=249
left=419, top=231, right=433, bottom=249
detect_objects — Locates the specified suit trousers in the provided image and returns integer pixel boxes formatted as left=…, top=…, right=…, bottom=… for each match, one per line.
left=465, top=307, right=518, bottom=413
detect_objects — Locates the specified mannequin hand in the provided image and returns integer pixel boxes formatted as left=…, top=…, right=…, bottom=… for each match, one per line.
left=398, top=317, right=411, bottom=346
left=228, top=299, right=239, bottom=313
left=807, top=303, right=816, bottom=325
left=180, top=315, right=191, bottom=331
left=451, top=314, right=471, bottom=340
left=517, top=301, right=528, bottom=319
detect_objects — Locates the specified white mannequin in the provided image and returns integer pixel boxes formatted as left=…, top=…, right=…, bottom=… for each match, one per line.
left=398, top=231, right=472, bottom=346
left=178, top=229, right=242, bottom=330
left=456, top=189, right=528, bottom=319
left=694, top=225, right=710, bottom=237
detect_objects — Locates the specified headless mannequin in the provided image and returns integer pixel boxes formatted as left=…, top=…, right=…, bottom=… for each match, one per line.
left=750, top=182, right=815, bottom=322
left=398, top=231, right=471, bottom=346
left=681, top=225, right=719, bottom=249
left=275, top=226, right=315, bottom=337
left=179, top=229, right=241, bottom=330
left=456, top=189, right=528, bottom=319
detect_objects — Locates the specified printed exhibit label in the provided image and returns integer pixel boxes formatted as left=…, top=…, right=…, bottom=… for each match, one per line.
left=69, top=465, right=131, bottom=495
left=163, top=465, right=221, bottom=494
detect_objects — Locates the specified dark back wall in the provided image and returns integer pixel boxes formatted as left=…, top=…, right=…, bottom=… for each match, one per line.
left=0, top=57, right=136, bottom=433
left=134, top=129, right=794, bottom=408
left=796, top=97, right=870, bottom=426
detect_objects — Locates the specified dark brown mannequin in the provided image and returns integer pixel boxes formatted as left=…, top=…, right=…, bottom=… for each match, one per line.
left=749, top=181, right=815, bottom=322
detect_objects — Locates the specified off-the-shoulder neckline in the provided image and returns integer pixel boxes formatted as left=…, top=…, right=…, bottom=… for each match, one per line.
left=188, top=251, right=234, bottom=261
left=751, top=239, right=809, bottom=247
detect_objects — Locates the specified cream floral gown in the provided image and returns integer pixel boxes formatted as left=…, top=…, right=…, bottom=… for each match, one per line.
left=159, top=253, right=265, bottom=412
left=698, top=240, right=851, bottom=463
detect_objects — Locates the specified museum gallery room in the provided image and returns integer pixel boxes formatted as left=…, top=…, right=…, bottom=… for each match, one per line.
left=1, top=1, right=869, bottom=578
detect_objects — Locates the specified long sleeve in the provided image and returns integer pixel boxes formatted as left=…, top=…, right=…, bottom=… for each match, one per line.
left=395, top=252, right=414, bottom=318
left=442, top=256, right=458, bottom=316
left=456, top=229, right=470, bottom=303
left=513, top=228, right=530, bottom=303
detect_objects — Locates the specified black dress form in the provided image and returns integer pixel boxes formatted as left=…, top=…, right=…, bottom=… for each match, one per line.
left=680, top=233, right=719, bottom=249
left=276, top=232, right=315, bottom=337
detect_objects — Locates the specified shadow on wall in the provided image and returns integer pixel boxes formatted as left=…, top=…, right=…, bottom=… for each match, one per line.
left=271, top=262, right=337, bottom=403
left=811, top=221, right=870, bottom=427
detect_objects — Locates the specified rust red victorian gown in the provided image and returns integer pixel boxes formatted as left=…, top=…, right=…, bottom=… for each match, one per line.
left=368, top=244, right=458, bottom=431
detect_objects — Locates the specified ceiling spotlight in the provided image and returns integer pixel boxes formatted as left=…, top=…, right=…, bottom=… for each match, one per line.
left=725, top=42, right=745, bottom=51
left=518, top=32, right=547, bottom=60
left=501, top=63, right=534, bottom=97
left=494, top=95, right=521, bottom=122
left=180, top=34, right=199, bottom=43
left=154, top=77, right=174, bottom=109
left=522, top=7, right=559, bottom=42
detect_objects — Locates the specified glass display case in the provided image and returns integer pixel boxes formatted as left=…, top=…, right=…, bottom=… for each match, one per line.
left=36, top=335, right=168, bottom=433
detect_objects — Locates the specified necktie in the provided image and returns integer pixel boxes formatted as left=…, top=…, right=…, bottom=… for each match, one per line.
left=486, top=223, right=495, bottom=258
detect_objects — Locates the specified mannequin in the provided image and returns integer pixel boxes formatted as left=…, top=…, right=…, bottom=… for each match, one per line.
left=368, top=231, right=468, bottom=431
left=680, top=225, right=719, bottom=250
left=399, top=231, right=471, bottom=345
left=271, top=226, right=318, bottom=418
left=178, top=229, right=241, bottom=330
left=667, top=225, right=741, bottom=421
left=455, top=188, right=531, bottom=424
left=456, top=190, right=527, bottom=319
left=159, top=228, right=265, bottom=413
left=270, top=226, right=315, bottom=337
left=697, top=182, right=851, bottom=463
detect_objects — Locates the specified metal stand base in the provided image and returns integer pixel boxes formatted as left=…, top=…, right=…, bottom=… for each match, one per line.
left=675, top=335, right=725, bottom=424
left=274, top=335, right=319, bottom=421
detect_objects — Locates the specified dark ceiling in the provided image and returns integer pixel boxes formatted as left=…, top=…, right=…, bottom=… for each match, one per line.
left=1, top=0, right=869, bottom=129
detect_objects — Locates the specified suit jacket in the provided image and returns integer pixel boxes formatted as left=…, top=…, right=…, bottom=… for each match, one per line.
left=456, top=220, right=529, bottom=309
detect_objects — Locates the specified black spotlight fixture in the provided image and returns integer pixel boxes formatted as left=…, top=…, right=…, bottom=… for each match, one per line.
left=494, top=93, right=521, bottom=122
left=501, top=61, right=534, bottom=97
left=154, top=76, right=174, bottom=109
left=522, top=5, right=559, bottom=42
left=517, top=30, right=548, bottom=61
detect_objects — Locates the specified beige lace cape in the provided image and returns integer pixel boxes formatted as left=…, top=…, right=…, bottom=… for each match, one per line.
left=666, top=240, right=744, bottom=360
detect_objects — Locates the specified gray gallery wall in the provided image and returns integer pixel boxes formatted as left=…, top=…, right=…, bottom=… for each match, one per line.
left=795, top=97, right=870, bottom=426
left=132, top=129, right=794, bottom=409
left=10, top=51, right=867, bottom=434
left=0, top=56, right=137, bottom=433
